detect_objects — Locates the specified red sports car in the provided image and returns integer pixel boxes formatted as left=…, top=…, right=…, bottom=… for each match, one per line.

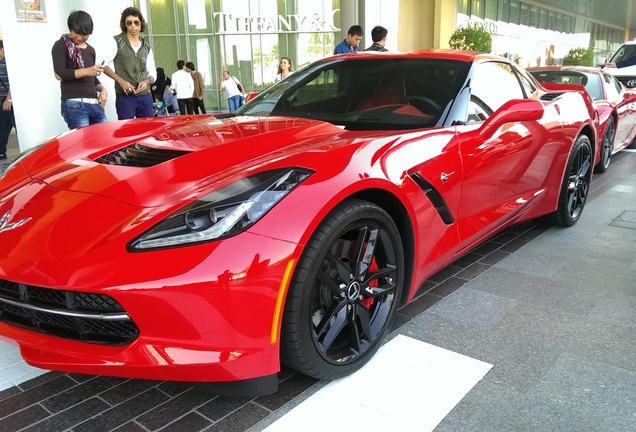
left=528, top=65, right=636, bottom=173
left=0, top=51, right=597, bottom=396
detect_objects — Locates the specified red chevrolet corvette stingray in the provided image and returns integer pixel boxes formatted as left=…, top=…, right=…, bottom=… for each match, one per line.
left=528, top=65, right=636, bottom=173
left=0, top=51, right=597, bottom=396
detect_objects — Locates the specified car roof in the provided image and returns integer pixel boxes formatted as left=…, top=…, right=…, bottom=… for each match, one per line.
left=527, top=66, right=604, bottom=74
left=330, top=49, right=511, bottom=64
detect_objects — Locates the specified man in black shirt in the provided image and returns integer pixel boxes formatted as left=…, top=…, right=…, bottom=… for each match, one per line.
left=51, top=10, right=107, bottom=130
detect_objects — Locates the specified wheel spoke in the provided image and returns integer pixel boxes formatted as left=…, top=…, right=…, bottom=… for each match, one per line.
left=361, top=264, right=398, bottom=297
left=319, top=259, right=348, bottom=295
left=354, top=225, right=378, bottom=277
left=314, top=300, right=349, bottom=352
left=325, top=253, right=353, bottom=284
left=349, top=302, right=372, bottom=351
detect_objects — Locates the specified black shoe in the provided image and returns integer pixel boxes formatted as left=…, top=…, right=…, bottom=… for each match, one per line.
left=0, top=154, right=7, bottom=160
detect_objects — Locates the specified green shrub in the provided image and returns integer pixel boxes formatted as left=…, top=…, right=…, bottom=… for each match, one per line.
left=449, top=24, right=492, bottom=53
left=562, top=47, right=594, bottom=66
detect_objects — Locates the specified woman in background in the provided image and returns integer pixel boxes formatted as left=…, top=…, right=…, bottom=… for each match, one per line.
left=152, top=67, right=166, bottom=102
left=275, top=57, right=293, bottom=82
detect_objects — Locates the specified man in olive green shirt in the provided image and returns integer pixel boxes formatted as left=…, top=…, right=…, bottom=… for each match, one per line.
left=103, top=7, right=156, bottom=119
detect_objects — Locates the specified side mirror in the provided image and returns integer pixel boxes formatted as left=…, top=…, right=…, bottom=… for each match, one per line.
left=245, top=92, right=259, bottom=103
left=480, top=99, right=544, bottom=137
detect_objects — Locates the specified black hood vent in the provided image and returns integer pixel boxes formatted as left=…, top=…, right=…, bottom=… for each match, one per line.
left=95, top=143, right=190, bottom=167
left=540, top=92, right=564, bottom=101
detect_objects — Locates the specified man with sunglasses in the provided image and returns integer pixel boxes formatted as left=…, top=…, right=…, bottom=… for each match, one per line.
left=103, top=7, right=156, bottom=119
left=51, top=10, right=108, bottom=130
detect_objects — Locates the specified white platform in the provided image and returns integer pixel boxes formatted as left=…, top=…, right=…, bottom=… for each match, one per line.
left=264, top=335, right=493, bottom=432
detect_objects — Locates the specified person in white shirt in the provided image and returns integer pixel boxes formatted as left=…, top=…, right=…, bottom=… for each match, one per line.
left=218, top=71, right=243, bottom=113
left=171, top=60, right=195, bottom=115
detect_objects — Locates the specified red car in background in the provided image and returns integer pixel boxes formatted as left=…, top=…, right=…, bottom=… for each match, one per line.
left=528, top=66, right=636, bottom=173
left=0, top=51, right=597, bottom=396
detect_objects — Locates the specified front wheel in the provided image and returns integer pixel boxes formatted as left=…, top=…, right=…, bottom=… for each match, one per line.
left=545, top=134, right=593, bottom=226
left=594, top=116, right=614, bottom=173
left=280, top=199, right=404, bottom=379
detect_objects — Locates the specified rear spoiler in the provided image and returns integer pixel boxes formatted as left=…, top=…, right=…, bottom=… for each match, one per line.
left=539, top=82, right=587, bottom=94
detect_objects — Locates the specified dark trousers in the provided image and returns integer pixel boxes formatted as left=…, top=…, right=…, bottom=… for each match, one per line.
left=178, top=98, right=195, bottom=115
left=0, top=106, right=16, bottom=156
left=115, top=93, right=154, bottom=120
left=193, top=97, right=206, bottom=114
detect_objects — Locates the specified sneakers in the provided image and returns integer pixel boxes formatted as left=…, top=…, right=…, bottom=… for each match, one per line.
left=0, top=154, right=7, bottom=160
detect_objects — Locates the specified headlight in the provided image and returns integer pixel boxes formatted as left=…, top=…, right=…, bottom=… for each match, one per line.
left=129, top=168, right=313, bottom=251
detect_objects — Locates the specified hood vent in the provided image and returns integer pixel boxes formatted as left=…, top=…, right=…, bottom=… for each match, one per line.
left=95, top=143, right=190, bottom=167
left=540, top=92, right=564, bottom=101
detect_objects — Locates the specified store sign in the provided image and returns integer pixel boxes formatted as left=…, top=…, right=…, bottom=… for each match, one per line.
left=213, top=11, right=340, bottom=34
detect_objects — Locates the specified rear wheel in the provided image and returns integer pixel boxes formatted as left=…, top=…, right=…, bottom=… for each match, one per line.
left=545, top=134, right=593, bottom=226
left=281, top=199, right=404, bottom=379
left=594, top=116, right=614, bottom=173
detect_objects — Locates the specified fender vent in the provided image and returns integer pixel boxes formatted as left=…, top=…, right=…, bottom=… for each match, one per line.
left=540, top=92, right=564, bottom=101
left=96, top=143, right=190, bottom=167
left=409, top=173, right=455, bottom=225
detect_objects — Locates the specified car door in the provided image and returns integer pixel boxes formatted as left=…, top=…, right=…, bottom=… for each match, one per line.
left=455, top=61, right=556, bottom=247
left=604, top=72, right=636, bottom=149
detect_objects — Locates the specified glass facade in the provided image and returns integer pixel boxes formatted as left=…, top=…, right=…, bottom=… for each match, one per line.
left=136, top=0, right=631, bottom=111
left=456, top=0, right=626, bottom=67
left=137, top=0, right=341, bottom=112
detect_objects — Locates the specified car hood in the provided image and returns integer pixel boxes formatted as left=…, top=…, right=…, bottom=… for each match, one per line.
left=17, top=115, right=348, bottom=207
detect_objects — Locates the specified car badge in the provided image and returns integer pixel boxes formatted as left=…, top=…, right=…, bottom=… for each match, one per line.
left=0, top=211, right=32, bottom=233
left=440, top=171, right=455, bottom=183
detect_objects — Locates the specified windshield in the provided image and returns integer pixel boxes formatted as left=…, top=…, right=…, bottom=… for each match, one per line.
left=237, top=57, right=470, bottom=130
left=529, top=70, right=603, bottom=101
left=609, top=43, right=636, bottom=64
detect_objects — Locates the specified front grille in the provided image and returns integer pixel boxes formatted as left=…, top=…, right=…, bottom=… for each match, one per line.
left=0, top=279, right=139, bottom=345
left=615, top=76, right=636, bottom=88
left=95, top=143, right=189, bottom=167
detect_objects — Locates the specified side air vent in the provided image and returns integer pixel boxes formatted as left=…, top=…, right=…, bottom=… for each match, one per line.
left=540, top=92, right=564, bottom=101
left=409, top=173, right=455, bottom=225
left=95, top=143, right=190, bottom=167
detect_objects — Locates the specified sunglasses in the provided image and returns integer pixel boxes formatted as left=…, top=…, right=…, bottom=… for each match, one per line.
left=125, top=20, right=141, bottom=27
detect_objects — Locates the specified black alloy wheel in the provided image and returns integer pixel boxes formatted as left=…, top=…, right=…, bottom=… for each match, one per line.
left=281, top=199, right=404, bottom=379
left=595, top=116, right=615, bottom=173
left=546, top=134, right=592, bottom=226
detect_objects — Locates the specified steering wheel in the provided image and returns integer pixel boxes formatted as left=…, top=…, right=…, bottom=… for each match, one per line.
left=403, top=95, right=442, bottom=114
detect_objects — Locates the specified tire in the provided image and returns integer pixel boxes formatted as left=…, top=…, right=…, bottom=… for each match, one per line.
left=594, top=116, right=615, bottom=173
left=545, top=134, right=593, bottom=227
left=280, top=199, right=405, bottom=379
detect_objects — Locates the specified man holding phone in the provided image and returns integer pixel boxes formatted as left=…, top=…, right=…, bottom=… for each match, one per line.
left=51, top=10, right=108, bottom=129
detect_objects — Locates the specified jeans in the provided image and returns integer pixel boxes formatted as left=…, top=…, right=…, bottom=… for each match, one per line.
left=228, top=95, right=243, bottom=113
left=61, top=100, right=107, bottom=130
left=115, top=93, right=154, bottom=120
left=0, top=107, right=15, bottom=156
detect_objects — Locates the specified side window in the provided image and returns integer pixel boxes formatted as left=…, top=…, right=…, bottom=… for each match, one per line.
left=470, top=62, right=525, bottom=113
left=604, top=73, right=622, bottom=103
left=515, top=68, right=537, bottom=97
